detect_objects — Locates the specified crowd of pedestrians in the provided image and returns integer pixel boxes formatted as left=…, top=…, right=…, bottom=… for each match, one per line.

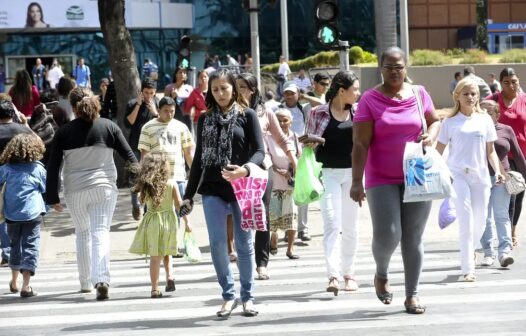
left=1, top=46, right=525, bottom=319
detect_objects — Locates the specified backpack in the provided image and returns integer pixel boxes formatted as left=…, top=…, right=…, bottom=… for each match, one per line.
left=29, top=104, right=58, bottom=145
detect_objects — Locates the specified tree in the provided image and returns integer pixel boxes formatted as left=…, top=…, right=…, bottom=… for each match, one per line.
left=475, top=0, right=489, bottom=51
left=374, top=0, right=398, bottom=67
left=98, top=0, right=140, bottom=186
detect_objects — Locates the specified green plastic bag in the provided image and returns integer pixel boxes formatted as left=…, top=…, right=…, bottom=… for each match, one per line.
left=184, top=231, right=202, bottom=263
left=292, top=147, right=324, bottom=206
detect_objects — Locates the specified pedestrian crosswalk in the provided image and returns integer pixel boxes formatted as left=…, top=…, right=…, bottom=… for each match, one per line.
left=0, top=241, right=525, bottom=335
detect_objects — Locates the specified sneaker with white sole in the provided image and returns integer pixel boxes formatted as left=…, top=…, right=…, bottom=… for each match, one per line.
left=481, top=256, right=494, bottom=266
left=499, top=255, right=514, bottom=267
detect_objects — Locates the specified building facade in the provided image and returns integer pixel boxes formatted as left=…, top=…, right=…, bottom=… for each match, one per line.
left=409, top=0, right=526, bottom=51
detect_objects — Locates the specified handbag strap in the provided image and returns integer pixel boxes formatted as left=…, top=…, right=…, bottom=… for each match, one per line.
left=412, top=85, right=427, bottom=135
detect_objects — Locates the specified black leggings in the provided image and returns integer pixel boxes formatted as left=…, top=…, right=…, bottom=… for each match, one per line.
left=255, top=171, right=273, bottom=268
left=508, top=159, right=524, bottom=227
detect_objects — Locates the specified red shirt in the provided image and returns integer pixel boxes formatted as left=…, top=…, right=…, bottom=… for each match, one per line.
left=9, top=85, right=40, bottom=117
left=183, top=87, right=207, bottom=123
left=490, top=93, right=526, bottom=156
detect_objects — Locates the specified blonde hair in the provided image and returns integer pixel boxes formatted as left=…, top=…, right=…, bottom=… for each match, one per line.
left=0, top=134, right=45, bottom=164
left=131, top=152, right=170, bottom=209
left=450, top=78, right=484, bottom=117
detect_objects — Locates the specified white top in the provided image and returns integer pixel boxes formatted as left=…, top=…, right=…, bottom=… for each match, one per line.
left=286, top=105, right=305, bottom=135
left=48, top=66, right=64, bottom=90
left=264, top=99, right=280, bottom=111
left=278, top=62, right=291, bottom=77
left=437, top=112, right=497, bottom=185
left=293, top=76, right=312, bottom=92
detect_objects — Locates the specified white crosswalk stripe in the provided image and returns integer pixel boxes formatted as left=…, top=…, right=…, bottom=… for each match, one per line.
left=0, top=244, right=524, bottom=335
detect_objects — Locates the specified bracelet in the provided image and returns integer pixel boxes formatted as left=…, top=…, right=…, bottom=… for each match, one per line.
left=242, top=164, right=251, bottom=177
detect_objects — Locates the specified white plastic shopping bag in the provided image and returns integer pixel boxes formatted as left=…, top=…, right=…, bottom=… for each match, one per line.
left=403, top=142, right=453, bottom=202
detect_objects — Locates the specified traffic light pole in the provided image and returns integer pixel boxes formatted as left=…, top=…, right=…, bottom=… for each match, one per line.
left=338, top=40, right=349, bottom=71
left=249, top=0, right=261, bottom=92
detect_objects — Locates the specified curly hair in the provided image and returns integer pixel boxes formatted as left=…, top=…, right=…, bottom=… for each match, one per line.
left=76, top=96, right=100, bottom=122
left=0, top=134, right=45, bottom=164
left=69, top=87, right=92, bottom=110
left=131, top=152, right=170, bottom=209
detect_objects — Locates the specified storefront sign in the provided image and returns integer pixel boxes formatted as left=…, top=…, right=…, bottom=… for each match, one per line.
left=0, top=1, right=193, bottom=30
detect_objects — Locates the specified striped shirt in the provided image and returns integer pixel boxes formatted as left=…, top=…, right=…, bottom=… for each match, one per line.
left=138, top=118, right=194, bottom=181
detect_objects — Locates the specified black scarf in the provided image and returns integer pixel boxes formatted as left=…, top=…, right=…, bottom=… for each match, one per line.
left=201, top=105, right=239, bottom=168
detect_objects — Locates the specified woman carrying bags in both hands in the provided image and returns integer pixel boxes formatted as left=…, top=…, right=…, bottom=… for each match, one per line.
left=436, top=78, right=505, bottom=282
left=304, top=70, right=362, bottom=295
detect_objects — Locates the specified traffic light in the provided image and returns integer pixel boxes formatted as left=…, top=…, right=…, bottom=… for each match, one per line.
left=177, top=35, right=191, bottom=69
left=315, top=0, right=339, bottom=48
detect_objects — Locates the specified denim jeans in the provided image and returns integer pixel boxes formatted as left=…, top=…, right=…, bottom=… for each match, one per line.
left=0, top=222, right=10, bottom=260
left=202, top=195, right=255, bottom=303
left=6, top=216, right=42, bottom=275
left=481, top=178, right=512, bottom=259
left=130, top=150, right=141, bottom=208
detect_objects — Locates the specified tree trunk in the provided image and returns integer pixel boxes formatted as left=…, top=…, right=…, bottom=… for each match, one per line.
left=475, top=0, right=488, bottom=51
left=374, top=0, right=398, bottom=68
left=98, top=0, right=141, bottom=187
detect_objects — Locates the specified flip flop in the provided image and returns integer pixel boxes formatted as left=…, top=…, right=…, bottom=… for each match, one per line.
left=216, top=300, right=239, bottom=319
left=151, top=289, right=163, bottom=298
left=20, top=287, right=37, bottom=298
left=405, top=300, right=426, bottom=314
left=374, top=276, right=392, bottom=304
left=270, top=247, right=278, bottom=256
left=9, top=281, right=18, bottom=294
left=286, top=252, right=300, bottom=259
left=242, top=302, right=259, bottom=317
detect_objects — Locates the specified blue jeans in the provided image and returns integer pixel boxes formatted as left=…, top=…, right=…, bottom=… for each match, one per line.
left=202, top=195, right=255, bottom=303
left=0, top=222, right=10, bottom=260
left=7, top=216, right=42, bottom=275
left=481, top=178, right=513, bottom=258
left=130, top=150, right=141, bottom=208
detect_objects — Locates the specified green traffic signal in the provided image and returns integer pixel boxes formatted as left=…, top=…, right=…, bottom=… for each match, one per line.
left=318, top=24, right=337, bottom=46
left=180, top=58, right=189, bottom=69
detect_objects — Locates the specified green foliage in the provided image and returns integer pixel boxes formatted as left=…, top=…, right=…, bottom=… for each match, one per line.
left=444, top=48, right=465, bottom=57
left=459, top=49, right=488, bottom=64
left=410, top=49, right=452, bottom=66
left=500, top=49, right=526, bottom=63
left=261, top=46, right=377, bottom=73
left=349, top=46, right=364, bottom=64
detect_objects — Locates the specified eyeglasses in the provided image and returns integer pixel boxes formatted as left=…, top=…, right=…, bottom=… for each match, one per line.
left=382, top=65, right=405, bottom=72
left=318, top=81, right=330, bottom=87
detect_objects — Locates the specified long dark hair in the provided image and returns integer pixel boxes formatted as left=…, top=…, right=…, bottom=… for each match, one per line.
left=26, top=2, right=46, bottom=28
left=325, top=70, right=359, bottom=103
left=205, top=69, right=247, bottom=112
left=11, top=70, right=33, bottom=108
left=237, top=72, right=262, bottom=109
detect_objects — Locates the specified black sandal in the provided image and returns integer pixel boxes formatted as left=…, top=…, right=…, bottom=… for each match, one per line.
left=9, top=281, right=18, bottom=293
left=165, top=278, right=176, bottom=292
left=242, top=301, right=259, bottom=317
left=270, top=246, right=278, bottom=255
left=217, top=300, right=239, bottom=318
left=20, top=287, right=37, bottom=298
left=286, top=252, right=300, bottom=259
left=404, top=298, right=426, bottom=314
left=374, top=276, right=393, bottom=305
left=151, top=289, right=163, bottom=298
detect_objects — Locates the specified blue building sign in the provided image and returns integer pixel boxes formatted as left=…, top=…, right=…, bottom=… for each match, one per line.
left=488, top=23, right=526, bottom=53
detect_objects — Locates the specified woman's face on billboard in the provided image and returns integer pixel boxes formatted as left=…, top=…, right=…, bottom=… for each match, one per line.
left=29, top=5, right=42, bottom=23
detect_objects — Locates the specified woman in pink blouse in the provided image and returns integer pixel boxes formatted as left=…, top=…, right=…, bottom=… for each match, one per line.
left=350, top=47, right=440, bottom=314
left=9, top=70, right=40, bottom=118
left=236, top=72, right=297, bottom=280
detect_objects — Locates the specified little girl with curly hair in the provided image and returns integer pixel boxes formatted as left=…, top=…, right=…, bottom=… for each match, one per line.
left=0, top=133, right=46, bottom=298
left=129, top=152, right=182, bottom=298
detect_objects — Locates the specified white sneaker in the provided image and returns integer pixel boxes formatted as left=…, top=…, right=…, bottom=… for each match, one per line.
left=481, top=256, right=494, bottom=266
left=499, top=255, right=515, bottom=267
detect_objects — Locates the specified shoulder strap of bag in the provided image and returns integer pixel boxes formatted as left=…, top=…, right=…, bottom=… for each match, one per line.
left=293, top=132, right=300, bottom=157
left=412, top=85, right=427, bottom=135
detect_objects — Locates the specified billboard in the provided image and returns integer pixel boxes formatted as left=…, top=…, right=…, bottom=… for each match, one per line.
left=0, top=0, right=193, bottom=30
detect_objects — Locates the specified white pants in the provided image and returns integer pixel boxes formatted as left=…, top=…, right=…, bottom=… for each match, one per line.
left=65, top=186, right=118, bottom=289
left=451, top=171, right=490, bottom=275
left=320, top=168, right=359, bottom=279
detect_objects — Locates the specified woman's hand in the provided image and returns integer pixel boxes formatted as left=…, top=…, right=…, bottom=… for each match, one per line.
left=304, top=142, right=319, bottom=149
left=221, top=164, right=248, bottom=182
left=52, top=203, right=64, bottom=212
left=496, top=172, right=506, bottom=184
left=179, top=199, right=194, bottom=217
left=420, top=133, right=434, bottom=147
left=350, top=180, right=366, bottom=207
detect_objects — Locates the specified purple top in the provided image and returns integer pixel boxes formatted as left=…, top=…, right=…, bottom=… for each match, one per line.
left=491, top=122, right=526, bottom=178
left=354, top=85, right=434, bottom=189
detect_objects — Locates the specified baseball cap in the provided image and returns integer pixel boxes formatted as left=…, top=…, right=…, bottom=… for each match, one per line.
left=283, top=81, right=299, bottom=93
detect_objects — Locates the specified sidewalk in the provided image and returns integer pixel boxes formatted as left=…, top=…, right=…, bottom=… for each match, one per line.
left=39, top=189, right=459, bottom=262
